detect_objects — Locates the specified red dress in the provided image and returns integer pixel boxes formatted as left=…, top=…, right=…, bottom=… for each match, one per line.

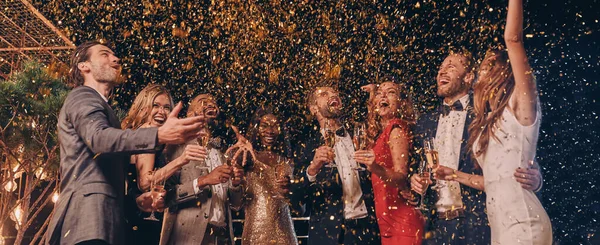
left=371, top=118, right=424, bottom=245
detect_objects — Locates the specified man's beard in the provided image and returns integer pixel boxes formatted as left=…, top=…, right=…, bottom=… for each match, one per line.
left=91, top=63, right=119, bottom=84
left=319, top=105, right=342, bottom=119
left=437, top=80, right=467, bottom=98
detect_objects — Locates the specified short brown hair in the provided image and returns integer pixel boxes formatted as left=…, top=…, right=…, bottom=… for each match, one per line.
left=305, top=79, right=338, bottom=109
left=448, top=47, right=475, bottom=73
left=68, top=41, right=104, bottom=86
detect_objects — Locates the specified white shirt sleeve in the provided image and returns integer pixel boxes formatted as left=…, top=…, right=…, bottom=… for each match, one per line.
left=193, top=178, right=201, bottom=194
left=306, top=168, right=317, bottom=182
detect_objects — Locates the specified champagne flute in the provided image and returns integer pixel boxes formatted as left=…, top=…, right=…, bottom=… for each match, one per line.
left=323, top=121, right=337, bottom=168
left=273, top=158, right=292, bottom=199
left=416, top=160, right=431, bottom=210
left=194, top=111, right=211, bottom=171
left=423, top=137, right=440, bottom=189
left=353, top=122, right=367, bottom=171
left=144, top=169, right=166, bottom=221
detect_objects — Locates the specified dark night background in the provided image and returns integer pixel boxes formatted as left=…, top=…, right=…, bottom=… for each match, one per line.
left=10, top=0, right=598, bottom=244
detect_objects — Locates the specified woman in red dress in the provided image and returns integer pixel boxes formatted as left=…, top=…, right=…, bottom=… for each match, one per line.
left=355, top=78, right=424, bottom=245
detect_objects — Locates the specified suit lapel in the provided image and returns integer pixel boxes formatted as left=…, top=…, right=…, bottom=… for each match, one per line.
left=458, top=98, right=474, bottom=171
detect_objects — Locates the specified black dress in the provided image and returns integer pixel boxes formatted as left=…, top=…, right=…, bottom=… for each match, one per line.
left=125, top=152, right=167, bottom=245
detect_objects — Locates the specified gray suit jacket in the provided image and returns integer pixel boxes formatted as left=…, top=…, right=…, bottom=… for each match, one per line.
left=160, top=141, right=243, bottom=245
left=46, top=86, right=159, bottom=245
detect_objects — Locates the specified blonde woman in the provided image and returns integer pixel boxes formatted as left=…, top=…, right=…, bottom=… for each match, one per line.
left=467, top=0, right=552, bottom=244
left=122, top=84, right=207, bottom=245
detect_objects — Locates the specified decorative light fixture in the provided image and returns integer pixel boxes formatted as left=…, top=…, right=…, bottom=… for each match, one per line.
left=35, top=167, right=48, bottom=180
left=4, top=180, right=17, bottom=192
left=52, top=192, right=59, bottom=203
left=10, top=205, right=23, bottom=227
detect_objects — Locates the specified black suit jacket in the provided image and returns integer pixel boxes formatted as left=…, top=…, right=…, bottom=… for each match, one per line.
left=413, top=98, right=489, bottom=227
left=291, top=123, right=379, bottom=245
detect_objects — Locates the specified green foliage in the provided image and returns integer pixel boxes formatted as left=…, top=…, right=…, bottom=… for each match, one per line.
left=0, top=61, right=69, bottom=173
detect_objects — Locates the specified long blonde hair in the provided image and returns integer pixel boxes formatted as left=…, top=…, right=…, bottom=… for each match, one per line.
left=468, top=49, right=515, bottom=157
left=366, top=76, right=415, bottom=148
left=121, top=84, right=174, bottom=129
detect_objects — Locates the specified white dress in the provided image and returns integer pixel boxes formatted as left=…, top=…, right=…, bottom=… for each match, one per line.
left=474, top=104, right=552, bottom=245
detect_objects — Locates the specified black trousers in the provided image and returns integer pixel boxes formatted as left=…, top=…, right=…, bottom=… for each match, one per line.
left=338, top=217, right=381, bottom=245
left=425, top=217, right=491, bottom=245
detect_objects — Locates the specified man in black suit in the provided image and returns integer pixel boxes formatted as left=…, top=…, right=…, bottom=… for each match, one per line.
left=292, top=82, right=380, bottom=245
left=410, top=49, right=543, bottom=245
left=46, top=41, right=204, bottom=245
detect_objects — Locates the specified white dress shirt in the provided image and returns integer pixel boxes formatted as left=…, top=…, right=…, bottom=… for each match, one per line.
left=192, top=148, right=227, bottom=227
left=434, top=94, right=469, bottom=212
left=307, top=129, right=368, bottom=220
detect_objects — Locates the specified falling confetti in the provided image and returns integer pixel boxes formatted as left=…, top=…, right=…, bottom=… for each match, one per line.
left=23, top=0, right=600, bottom=244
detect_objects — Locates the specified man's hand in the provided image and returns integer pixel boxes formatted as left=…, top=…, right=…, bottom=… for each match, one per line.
left=433, top=165, right=458, bottom=181
left=198, top=165, right=233, bottom=187
left=514, top=166, right=542, bottom=191
left=307, top=146, right=334, bottom=176
left=158, top=102, right=205, bottom=145
left=177, top=144, right=207, bottom=166
left=231, top=165, right=245, bottom=187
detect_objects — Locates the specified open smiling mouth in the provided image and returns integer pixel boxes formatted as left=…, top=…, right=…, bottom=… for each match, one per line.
left=153, top=116, right=166, bottom=125
left=328, top=99, right=340, bottom=108
left=263, top=135, right=276, bottom=142
left=378, top=100, right=390, bottom=108
left=438, top=77, right=450, bottom=86
left=204, top=106, right=218, bottom=117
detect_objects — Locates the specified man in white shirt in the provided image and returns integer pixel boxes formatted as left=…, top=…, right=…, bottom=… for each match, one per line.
left=411, top=49, right=543, bottom=245
left=292, top=82, right=380, bottom=245
left=160, top=94, right=244, bottom=245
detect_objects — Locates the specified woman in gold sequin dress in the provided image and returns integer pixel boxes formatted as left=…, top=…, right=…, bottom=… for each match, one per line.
left=236, top=108, right=298, bottom=245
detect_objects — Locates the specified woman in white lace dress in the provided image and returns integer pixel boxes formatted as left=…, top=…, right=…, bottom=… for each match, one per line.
left=467, top=0, right=552, bottom=244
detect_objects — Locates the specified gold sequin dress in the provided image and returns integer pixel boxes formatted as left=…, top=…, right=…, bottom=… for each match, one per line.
left=241, top=155, right=298, bottom=245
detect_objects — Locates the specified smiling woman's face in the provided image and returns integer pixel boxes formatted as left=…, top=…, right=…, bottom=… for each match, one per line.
left=258, top=114, right=281, bottom=148
left=147, top=93, right=171, bottom=127
left=374, top=82, right=401, bottom=119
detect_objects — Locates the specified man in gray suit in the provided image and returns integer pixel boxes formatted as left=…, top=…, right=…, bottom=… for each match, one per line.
left=161, top=93, right=244, bottom=245
left=46, top=41, right=205, bottom=245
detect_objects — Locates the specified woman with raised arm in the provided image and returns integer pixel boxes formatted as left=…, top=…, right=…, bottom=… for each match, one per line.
left=355, top=77, right=424, bottom=245
left=121, top=84, right=207, bottom=245
left=467, top=0, right=552, bottom=244
left=228, top=107, right=298, bottom=245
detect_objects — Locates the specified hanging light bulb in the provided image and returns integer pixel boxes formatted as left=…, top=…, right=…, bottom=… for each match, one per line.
left=4, top=180, right=17, bottom=192
left=11, top=156, right=22, bottom=179
left=35, top=167, right=48, bottom=180
left=10, top=205, right=23, bottom=227
left=52, top=192, right=59, bottom=203
left=13, top=170, right=23, bottom=179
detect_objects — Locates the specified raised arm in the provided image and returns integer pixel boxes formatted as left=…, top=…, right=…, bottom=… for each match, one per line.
left=137, top=143, right=207, bottom=192
left=505, top=0, right=538, bottom=125
left=69, top=91, right=159, bottom=155
left=356, top=127, right=411, bottom=189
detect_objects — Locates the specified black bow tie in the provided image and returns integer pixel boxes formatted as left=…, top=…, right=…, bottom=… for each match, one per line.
left=440, top=100, right=464, bottom=116
left=335, top=127, right=346, bottom=137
